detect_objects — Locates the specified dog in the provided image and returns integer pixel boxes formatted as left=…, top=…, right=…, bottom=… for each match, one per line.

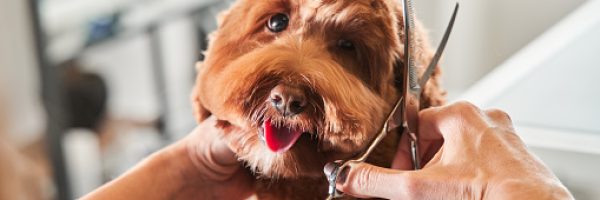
left=192, top=0, right=445, bottom=199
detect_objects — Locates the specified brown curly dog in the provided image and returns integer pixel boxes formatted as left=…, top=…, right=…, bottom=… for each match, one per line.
left=191, top=0, right=445, bottom=199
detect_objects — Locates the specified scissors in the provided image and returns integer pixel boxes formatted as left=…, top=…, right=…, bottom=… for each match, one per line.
left=324, top=1, right=459, bottom=199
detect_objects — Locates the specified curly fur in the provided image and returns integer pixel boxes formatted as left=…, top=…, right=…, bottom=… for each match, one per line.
left=191, top=0, right=445, bottom=199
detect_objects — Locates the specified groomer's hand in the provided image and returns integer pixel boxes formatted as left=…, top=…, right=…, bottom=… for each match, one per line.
left=182, top=116, right=254, bottom=199
left=334, top=102, right=573, bottom=199
left=83, top=116, right=253, bottom=200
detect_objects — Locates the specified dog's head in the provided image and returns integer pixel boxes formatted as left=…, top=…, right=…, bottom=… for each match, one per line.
left=192, top=0, right=445, bottom=178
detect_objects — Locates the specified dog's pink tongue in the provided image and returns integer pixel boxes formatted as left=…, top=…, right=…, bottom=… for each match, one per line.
left=263, top=119, right=303, bottom=153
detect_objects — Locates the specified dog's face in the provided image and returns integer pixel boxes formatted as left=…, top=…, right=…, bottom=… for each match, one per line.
left=193, top=0, right=444, bottom=178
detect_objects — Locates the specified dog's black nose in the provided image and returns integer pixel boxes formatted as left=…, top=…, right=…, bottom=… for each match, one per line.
left=269, top=85, right=306, bottom=117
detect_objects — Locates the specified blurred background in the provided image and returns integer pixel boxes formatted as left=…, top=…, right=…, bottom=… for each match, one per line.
left=0, top=0, right=598, bottom=199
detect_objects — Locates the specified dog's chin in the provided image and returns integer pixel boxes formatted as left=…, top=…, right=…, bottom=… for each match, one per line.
left=236, top=118, right=360, bottom=179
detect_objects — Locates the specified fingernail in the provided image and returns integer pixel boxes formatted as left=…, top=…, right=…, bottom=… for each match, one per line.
left=324, top=162, right=336, bottom=175
left=337, top=165, right=350, bottom=184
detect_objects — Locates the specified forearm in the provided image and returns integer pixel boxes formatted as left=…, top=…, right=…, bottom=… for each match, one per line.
left=83, top=121, right=254, bottom=200
left=82, top=141, right=198, bottom=200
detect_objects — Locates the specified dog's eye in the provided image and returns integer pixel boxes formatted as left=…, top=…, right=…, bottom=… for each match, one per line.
left=267, top=13, right=289, bottom=33
left=337, top=39, right=355, bottom=50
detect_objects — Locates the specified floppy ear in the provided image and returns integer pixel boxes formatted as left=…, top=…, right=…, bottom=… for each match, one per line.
left=191, top=62, right=212, bottom=123
left=190, top=1, right=248, bottom=123
left=392, top=3, right=446, bottom=107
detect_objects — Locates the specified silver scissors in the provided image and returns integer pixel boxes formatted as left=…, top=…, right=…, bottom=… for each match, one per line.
left=324, top=1, right=459, bottom=199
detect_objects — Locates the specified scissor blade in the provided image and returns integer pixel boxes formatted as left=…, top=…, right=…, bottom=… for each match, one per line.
left=419, top=3, right=459, bottom=88
left=402, top=0, right=423, bottom=171
left=356, top=96, right=403, bottom=162
left=401, top=0, right=419, bottom=133
left=385, top=96, right=404, bottom=128
left=402, top=0, right=418, bottom=91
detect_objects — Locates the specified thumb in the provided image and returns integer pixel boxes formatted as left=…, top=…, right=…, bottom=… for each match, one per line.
left=336, top=162, right=415, bottom=199
left=196, top=117, right=242, bottom=167
left=209, top=138, right=238, bottom=166
left=188, top=123, right=241, bottom=182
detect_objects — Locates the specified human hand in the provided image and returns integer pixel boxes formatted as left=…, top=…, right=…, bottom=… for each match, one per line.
left=82, top=116, right=254, bottom=200
left=180, top=116, right=254, bottom=199
left=332, top=102, right=572, bottom=199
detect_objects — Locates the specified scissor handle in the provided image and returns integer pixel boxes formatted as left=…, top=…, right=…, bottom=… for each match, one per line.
left=325, top=160, right=344, bottom=199
left=324, top=159, right=364, bottom=199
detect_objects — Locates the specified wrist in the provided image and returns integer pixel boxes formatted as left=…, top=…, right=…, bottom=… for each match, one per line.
left=162, top=132, right=248, bottom=198
left=156, top=139, right=205, bottom=197
left=184, top=126, right=242, bottom=182
left=163, top=132, right=241, bottom=184
left=82, top=138, right=203, bottom=200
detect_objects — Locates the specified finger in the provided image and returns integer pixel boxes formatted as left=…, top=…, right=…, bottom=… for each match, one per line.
left=484, top=109, right=514, bottom=131
left=418, top=101, right=481, bottom=139
left=190, top=80, right=200, bottom=116
left=339, top=162, right=467, bottom=200
left=419, top=138, right=444, bottom=167
left=391, top=132, right=413, bottom=170
left=337, top=162, right=412, bottom=199
left=189, top=119, right=242, bottom=181
left=417, top=105, right=446, bottom=140
left=191, top=71, right=211, bottom=122
left=392, top=130, right=444, bottom=170
left=202, top=118, right=244, bottom=166
left=210, top=137, right=238, bottom=166
left=421, top=101, right=490, bottom=141
left=191, top=102, right=212, bottom=123
left=391, top=105, right=451, bottom=170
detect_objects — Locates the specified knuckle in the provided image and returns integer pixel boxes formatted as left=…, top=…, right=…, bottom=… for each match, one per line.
left=343, top=164, right=377, bottom=195
left=403, top=174, right=419, bottom=198
left=356, top=166, right=373, bottom=191
left=422, top=101, right=480, bottom=126
left=486, top=108, right=511, bottom=121
left=454, top=101, right=474, bottom=108
left=454, top=101, right=480, bottom=113
left=399, top=173, right=424, bottom=199
left=419, top=106, right=440, bottom=122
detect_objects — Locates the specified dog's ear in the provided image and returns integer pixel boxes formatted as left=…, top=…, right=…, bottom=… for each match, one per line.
left=392, top=3, right=446, bottom=107
left=192, top=62, right=212, bottom=123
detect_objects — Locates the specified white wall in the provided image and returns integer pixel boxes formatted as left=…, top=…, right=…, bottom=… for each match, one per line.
left=415, top=0, right=587, bottom=97
left=456, top=1, right=600, bottom=197
left=0, top=0, right=46, bottom=147
left=1, top=0, right=589, bottom=141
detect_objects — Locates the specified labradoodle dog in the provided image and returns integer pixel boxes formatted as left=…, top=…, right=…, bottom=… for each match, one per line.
left=192, top=0, right=445, bottom=199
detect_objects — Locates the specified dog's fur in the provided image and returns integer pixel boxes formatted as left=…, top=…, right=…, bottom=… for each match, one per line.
left=192, top=0, right=445, bottom=199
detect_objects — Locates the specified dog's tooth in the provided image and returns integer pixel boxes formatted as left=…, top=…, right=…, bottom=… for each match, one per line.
left=258, top=126, right=266, bottom=142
